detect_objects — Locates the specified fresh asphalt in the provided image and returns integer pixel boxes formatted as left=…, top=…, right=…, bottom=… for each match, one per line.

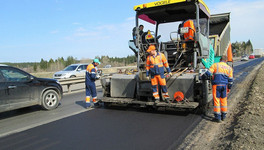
left=0, top=57, right=263, bottom=150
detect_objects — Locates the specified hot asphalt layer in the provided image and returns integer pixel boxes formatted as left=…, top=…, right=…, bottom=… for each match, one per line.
left=0, top=108, right=200, bottom=150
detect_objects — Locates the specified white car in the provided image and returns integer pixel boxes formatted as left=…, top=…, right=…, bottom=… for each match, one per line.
left=53, top=64, right=88, bottom=79
left=241, top=55, right=249, bottom=61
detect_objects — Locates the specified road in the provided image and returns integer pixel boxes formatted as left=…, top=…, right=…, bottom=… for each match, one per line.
left=0, top=58, right=263, bottom=150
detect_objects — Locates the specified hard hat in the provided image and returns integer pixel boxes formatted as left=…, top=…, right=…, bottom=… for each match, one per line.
left=147, top=45, right=156, bottom=53
left=93, top=58, right=101, bottom=64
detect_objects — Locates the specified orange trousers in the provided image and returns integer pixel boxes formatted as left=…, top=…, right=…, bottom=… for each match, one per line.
left=151, top=75, right=169, bottom=99
left=212, top=85, right=228, bottom=115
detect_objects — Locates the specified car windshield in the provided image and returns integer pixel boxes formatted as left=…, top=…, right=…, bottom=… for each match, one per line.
left=63, top=65, right=78, bottom=71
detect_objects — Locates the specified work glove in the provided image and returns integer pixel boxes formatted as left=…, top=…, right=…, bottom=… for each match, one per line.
left=169, top=72, right=173, bottom=77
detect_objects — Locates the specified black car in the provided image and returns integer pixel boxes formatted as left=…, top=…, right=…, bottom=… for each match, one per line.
left=0, top=64, right=63, bottom=113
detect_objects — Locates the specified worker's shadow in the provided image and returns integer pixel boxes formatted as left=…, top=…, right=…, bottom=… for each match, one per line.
left=75, top=100, right=86, bottom=109
left=75, top=100, right=103, bottom=109
left=201, top=114, right=214, bottom=121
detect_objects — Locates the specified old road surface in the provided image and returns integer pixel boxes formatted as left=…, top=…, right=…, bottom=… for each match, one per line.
left=0, top=57, right=263, bottom=150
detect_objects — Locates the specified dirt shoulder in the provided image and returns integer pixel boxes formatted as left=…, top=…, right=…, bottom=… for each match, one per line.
left=178, top=61, right=264, bottom=150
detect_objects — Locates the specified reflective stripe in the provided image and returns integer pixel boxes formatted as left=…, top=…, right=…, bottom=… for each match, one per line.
left=149, top=53, right=163, bottom=67
left=149, top=63, right=163, bottom=66
left=221, top=106, right=227, bottom=109
left=215, top=63, right=231, bottom=77
left=214, top=112, right=221, bottom=115
left=162, top=93, right=169, bottom=96
left=153, top=92, right=159, bottom=96
left=214, top=106, right=220, bottom=109
left=215, top=72, right=229, bottom=77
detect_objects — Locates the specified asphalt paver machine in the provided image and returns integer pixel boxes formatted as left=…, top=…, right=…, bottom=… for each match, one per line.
left=100, top=0, right=231, bottom=113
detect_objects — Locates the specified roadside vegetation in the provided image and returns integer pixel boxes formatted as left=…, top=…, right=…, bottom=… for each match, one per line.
left=232, top=39, right=253, bottom=56
left=1, top=55, right=137, bottom=74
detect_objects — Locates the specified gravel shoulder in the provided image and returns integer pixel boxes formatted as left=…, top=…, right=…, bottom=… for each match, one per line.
left=178, top=61, right=264, bottom=150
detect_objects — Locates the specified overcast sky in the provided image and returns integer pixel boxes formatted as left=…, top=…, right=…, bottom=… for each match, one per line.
left=0, top=0, right=263, bottom=63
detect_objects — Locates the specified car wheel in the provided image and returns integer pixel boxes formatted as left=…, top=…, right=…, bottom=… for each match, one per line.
left=41, top=90, right=60, bottom=110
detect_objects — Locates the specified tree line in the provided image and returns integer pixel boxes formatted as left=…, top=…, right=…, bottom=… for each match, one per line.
left=3, top=55, right=137, bottom=73
left=231, top=39, right=253, bottom=57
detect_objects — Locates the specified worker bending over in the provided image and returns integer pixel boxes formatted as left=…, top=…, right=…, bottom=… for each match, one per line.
left=85, top=59, right=101, bottom=108
left=203, top=55, right=233, bottom=122
left=146, top=45, right=172, bottom=103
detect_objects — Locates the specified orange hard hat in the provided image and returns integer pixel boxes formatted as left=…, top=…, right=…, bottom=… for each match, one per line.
left=147, top=45, right=156, bottom=52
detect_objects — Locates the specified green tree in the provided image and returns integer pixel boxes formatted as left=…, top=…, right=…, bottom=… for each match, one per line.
left=65, top=56, right=77, bottom=67
left=33, top=63, right=38, bottom=72
left=40, top=58, right=48, bottom=70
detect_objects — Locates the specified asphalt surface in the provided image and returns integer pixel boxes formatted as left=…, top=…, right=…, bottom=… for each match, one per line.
left=0, top=57, right=263, bottom=150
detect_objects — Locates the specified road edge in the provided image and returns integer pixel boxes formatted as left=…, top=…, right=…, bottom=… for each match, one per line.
left=177, top=61, right=264, bottom=149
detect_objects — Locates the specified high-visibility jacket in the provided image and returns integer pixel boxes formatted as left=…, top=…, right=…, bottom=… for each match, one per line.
left=86, top=63, right=97, bottom=82
left=206, top=62, right=233, bottom=85
left=146, top=52, right=171, bottom=77
left=183, top=20, right=195, bottom=40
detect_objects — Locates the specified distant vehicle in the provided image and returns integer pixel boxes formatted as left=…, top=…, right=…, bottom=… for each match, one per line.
left=241, top=55, right=249, bottom=61
left=104, top=65, right=111, bottom=68
left=53, top=64, right=88, bottom=79
left=249, top=54, right=255, bottom=59
left=254, top=48, right=264, bottom=58
left=0, top=64, right=63, bottom=113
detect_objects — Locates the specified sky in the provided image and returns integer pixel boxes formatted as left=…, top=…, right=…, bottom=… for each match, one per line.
left=0, top=0, right=263, bottom=63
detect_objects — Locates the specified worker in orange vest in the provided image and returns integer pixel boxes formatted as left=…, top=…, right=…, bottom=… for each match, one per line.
left=85, top=59, right=101, bottom=108
left=183, top=19, right=196, bottom=41
left=146, top=45, right=172, bottom=103
left=202, top=55, right=233, bottom=122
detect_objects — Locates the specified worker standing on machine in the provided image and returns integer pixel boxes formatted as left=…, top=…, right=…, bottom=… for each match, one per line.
left=85, top=59, right=101, bottom=108
left=146, top=45, right=172, bottom=103
left=202, top=55, right=233, bottom=122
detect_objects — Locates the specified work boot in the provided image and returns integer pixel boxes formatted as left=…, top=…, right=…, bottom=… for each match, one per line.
left=222, top=113, right=227, bottom=121
left=213, top=114, right=221, bottom=123
left=86, top=102, right=91, bottom=109
left=93, top=102, right=101, bottom=108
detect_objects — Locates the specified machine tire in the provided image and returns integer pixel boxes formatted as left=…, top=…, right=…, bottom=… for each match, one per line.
left=41, top=89, right=60, bottom=110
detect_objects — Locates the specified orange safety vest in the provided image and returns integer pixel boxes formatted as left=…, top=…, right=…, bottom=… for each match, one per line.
left=146, top=52, right=169, bottom=76
left=183, top=20, right=196, bottom=41
left=86, top=63, right=97, bottom=82
left=209, top=62, right=233, bottom=85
